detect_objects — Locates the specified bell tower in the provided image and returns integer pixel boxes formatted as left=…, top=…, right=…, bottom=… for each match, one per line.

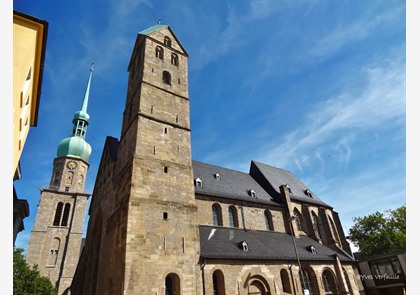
left=26, top=65, right=94, bottom=294
left=119, top=24, right=200, bottom=294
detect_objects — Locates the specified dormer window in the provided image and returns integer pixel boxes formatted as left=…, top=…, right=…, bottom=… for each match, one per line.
left=305, top=189, right=313, bottom=198
left=164, top=36, right=171, bottom=47
left=285, top=184, right=292, bottom=194
left=240, top=241, right=249, bottom=251
left=195, top=178, right=203, bottom=188
left=249, top=189, right=256, bottom=198
left=308, top=245, right=317, bottom=254
left=214, top=173, right=221, bottom=180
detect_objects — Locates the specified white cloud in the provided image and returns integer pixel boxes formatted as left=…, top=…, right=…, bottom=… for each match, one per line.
left=258, top=57, right=405, bottom=170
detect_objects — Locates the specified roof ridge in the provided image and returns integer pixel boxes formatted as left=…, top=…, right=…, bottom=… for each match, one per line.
left=192, top=160, right=250, bottom=176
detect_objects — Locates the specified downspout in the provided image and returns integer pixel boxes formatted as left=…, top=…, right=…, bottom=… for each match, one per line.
left=201, top=256, right=206, bottom=295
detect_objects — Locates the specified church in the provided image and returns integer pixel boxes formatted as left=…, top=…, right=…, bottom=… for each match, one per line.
left=28, top=24, right=365, bottom=295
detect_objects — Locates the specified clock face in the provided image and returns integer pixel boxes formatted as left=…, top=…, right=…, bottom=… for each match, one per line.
left=66, top=160, right=78, bottom=170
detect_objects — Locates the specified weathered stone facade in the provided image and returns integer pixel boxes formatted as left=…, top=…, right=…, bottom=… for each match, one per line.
left=25, top=156, right=90, bottom=294
left=70, top=24, right=365, bottom=295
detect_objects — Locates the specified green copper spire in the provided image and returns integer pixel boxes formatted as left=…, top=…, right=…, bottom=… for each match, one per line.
left=57, top=65, right=94, bottom=162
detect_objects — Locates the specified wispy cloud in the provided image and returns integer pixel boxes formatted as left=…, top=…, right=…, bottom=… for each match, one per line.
left=258, top=57, right=405, bottom=172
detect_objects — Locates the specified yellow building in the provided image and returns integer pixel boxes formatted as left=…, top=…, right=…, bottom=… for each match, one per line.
left=13, top=10, right=48, bottom=245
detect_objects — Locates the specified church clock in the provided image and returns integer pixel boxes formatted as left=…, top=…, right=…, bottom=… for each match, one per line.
left=66, top=160, right=78, bottom=170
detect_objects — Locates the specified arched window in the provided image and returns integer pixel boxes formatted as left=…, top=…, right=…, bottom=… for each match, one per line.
left=162, top=71, right=171, bottom=85
left=53, top=202, right=64, bottom=226
left=164, top=36, right=172, bottom=47
left=293, top=208, right=303, bottom=231
left=322, top=269, right=338, bottom=295
left=299, top=269, right=315, bottom=295
left=65, top=171, right=74, bottom=185
left=328, top=215, right=341, bottom=246
left=171, top=53, right=179, bottom=66
left=311, top=211, right=320, bottom=239
left=155, top=46, right=164, bottom=59
left=212, top=204, right=223, bottom=226
left=280, top=269, right=292, bottom=293
left=212, top=270, right=226, bottom=295
left=228, top=206, right=238, bottom=228
left=343, top=268, right=354, bottom=295
left=264, top=210, right=274, bottom=231
left=61, top=203, right=71, bottom=226
left=165, top=273, right=180, bottom=295
left=48, top=238, right=60, bottom=266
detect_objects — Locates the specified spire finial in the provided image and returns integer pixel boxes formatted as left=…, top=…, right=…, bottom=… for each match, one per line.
left=80, top=63, right=94, bottom=113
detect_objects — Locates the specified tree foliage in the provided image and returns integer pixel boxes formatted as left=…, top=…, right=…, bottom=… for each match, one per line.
left=13, top=248, right=57, bottom=295
left=348, top=204, right=406, bottom=259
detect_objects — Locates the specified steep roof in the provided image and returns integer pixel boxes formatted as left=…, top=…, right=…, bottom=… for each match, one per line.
left=192, top=161, right=280, bottom=206
left=250, top=161, right=332, bottom=208
left=200, top=225, right=354, bottom=262
left=138, top=23, right=189, bottom=56
left=139, top=24, right=168, bottom=35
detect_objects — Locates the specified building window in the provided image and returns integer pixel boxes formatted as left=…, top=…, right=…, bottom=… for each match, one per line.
left=53, top=202, right=64, bottom=226
left=311, top=211, right=321, bottom=239
left=280, top=269, right=292, bottom=293
left=264, top=210, right=274, bottom=231
left=305, top=189, right=313, bottom=198
left=163, top=212, right=168, bottom=220
left=299, top=269, right=315, bottom=295
left=293, top=209, right=304, bottom=231
left=165, top=273, right=180, bottom=295
left=164, top=36, right=172, bottom=47
left=162, top=71, right=171, bottom=85
left=286, top=184, right=292, bottom=193
left=228, top=206, right=238, bottom=228
left=155, top=46, right=164, bottom=59
left=212, top=270, right=226, bottom=295
left=212, top=204, right=223, bottom=226
left=241, top=241, right=249, bottom=251
left=249, top=189, right=256, bottom=198
left=321, top=269, right=337, bottom=295
left=214, top=173, right=221, bottom=180
left=369, top=256, right=402, bottom=276
left=61, top=203, right=71, bottom=226
left=328, top=215, right=340, bottom=245
left=164, top=166, right=169, bottom=173
left=47, top=238, right=60, bottom=266
left=343, top=268, right=354, bottom=295
left=171, top=53, right=179, bottom=66
left=195, top=178, right=202, bottom=188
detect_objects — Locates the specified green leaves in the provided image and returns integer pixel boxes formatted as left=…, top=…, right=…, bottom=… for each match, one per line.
left=13, top=248, right=57, bottom=295
left=348, top=205, right=406, bottom=259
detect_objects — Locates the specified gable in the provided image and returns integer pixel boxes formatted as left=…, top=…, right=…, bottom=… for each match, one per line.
left=139, top=24, right=188, bottom=56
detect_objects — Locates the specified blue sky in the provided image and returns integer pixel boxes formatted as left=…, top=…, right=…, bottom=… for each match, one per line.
left=11, top=0, right=407, bottom=253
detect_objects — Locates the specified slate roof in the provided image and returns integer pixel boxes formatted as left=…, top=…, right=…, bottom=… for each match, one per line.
left=250, top=161, right=332, bottom=208
left=192, top=161, right=280, bottom=206
left=192, top=160, right=332, bottom=208
left=200, top=225, right=354, bottom=262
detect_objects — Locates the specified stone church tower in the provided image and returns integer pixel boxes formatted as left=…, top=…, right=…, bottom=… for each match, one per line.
left=26, top=66, right=94, bottom=294
left=71, top=24, right=200, bottom=295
